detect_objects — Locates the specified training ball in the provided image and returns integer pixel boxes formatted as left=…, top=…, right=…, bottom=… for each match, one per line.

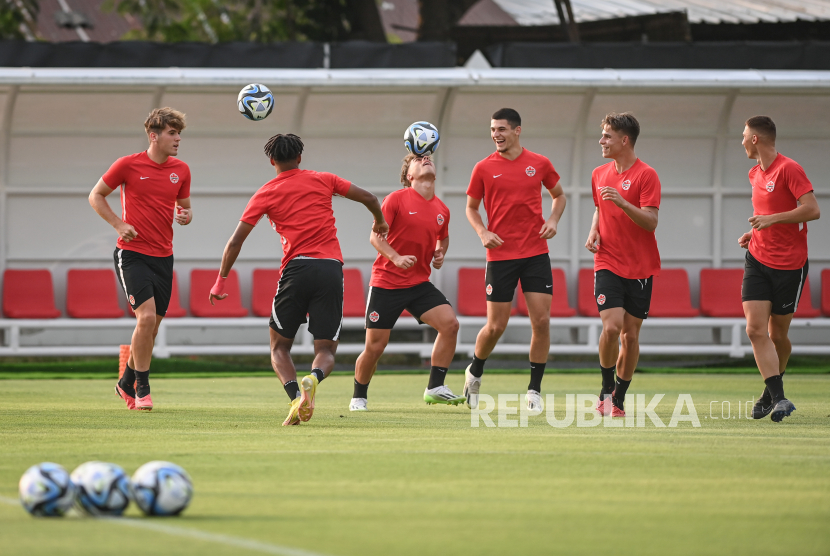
left=130, top=461, right=193, bottom=516
left=237, top=84, right=274, bottom=121
left=404, top=121, right=440, bottom=156
left=19, top=462, right=76, bottom=517
left=71, top=461, right=131, bottom=516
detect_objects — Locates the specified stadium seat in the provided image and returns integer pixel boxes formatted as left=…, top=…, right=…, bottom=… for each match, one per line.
left=126, top=271, right=186, bottom=318
left=189, top=269, right=248, bottom=317
left=2, top=269, right=61, bottom=318
left=577, top=268, right=598, bottom=317
left=516, top=268, right=577, bottom=317
left=699, top=268, right=744, bottom=317
left=793, top=276, right=820, bottom=318
left=66, top=269, right=125, bottom=318
left=649, top=268, right=700, bottom=317
left=823, top=269, right=830, bottom=317
left=252, top=269, right=281, bottom=317
left=343, top=269, right=367, bottom=317
left=457, top=268, right=486, bottom=316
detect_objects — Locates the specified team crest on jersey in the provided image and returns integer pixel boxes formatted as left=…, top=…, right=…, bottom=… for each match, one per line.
left=525, top=166, right=536, bottom=177
left=129, top=295, right=135, bottom=306
left=622, top=180, right=631, bottom=191
left=486, top=284, right=493, bottom=295
left=369, top=311, right=380, bottom=323
left=766, top=180, right=775, bottom=192
left=597, top=294, right=606, bottom=305
left=437, top=214, right=444, bottom=225
left=170, top=173, right=179, bottom=184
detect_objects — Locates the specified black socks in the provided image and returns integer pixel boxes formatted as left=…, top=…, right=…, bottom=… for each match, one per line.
left=311, top=368, right=325, bottom=383
left=528, top=362, right=546, bottom=393
left=283, top=380, right=300, bottom=401
left=119, top=364, right=136, bottom=397
left=469, top=355, right=486, bottom=378
left=760, top=370, right=784, bottom=403
left=134, top=370, right=150, bottom=398
left=600, top=365, right=616, bottom=399
left=764, top=375, right=785, bottom=404
left=427, top=366, right=448, bottom=390
left=353, top=379, right=369, bottom=399
left=612, top=376, right=631, bottom=410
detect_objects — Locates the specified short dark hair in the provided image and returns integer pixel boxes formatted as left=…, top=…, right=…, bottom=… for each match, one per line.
left=745, top=116, right=776, bottom=142
left=264, top=133, right=304, bottom=162
left=601, top=112, right=640, bottom=146
left=492, top=108, right=521, bottom=128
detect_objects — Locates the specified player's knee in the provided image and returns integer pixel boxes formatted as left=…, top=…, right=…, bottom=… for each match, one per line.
left=440, top=317, right=460, bottom=337
left=529, top=314, right=549, bottom=333
left=602, top=322, right=622, bottom=338
left=487, top=321, right=507, bottom=337
left=620, top=329, right=640, bottom=347
left=769, top=328, right=789, bottom=346
left=745, top=323, right=767, bottom=341
left=135, top=312, right=155, bottom=331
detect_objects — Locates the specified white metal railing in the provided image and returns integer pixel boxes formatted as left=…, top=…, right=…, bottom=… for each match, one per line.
left=1, top=317, right=829, bottom=359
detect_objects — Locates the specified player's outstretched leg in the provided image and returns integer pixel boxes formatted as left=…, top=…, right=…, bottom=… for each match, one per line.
left=270, top=329, right=302, bottom=426
left=464, top=301, right=511, bottom=408
left=524, top=292, right=552, bottom=414
left=744, top=302, right=796, bottom=423
left=420, top=305, right=464, bottom=406
left=298, top=339, right=336, bottom=423
left=131, top=300, right=161, bottom=411
left=595, top=308, right=623, bottom=416
left=353, top=330, right=391, bottom=412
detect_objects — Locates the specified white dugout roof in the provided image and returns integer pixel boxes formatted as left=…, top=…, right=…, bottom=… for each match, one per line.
left=0, top=67, right=829, bottom=311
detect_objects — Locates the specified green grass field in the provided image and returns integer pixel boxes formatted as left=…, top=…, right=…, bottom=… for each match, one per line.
left=1, top=373, right=829, bottom=555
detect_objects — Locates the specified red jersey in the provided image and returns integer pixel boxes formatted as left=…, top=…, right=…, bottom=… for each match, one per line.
left=466, top=149, right=560, bottom=262
left=748, top=154, right=813, bottom=270
left=370, top=187, right=449, bottom=289
left=101, top=151, right=191, bottom=258
left=240, top=169, right=351, bottom=272
left=591, top=159, right=661, bottom=279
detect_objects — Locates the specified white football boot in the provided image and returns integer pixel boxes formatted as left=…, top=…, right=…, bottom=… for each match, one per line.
left=349, top=397, right=368, bottom=412
left=462, top=365, right=482, bottom=409
left=424, top=385, right=465, bottom=406
left=525, top=390, right=543, bottom=415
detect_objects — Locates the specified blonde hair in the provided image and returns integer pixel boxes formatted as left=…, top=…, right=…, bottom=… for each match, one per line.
left=400, top=153, right=418, bottom=188
left=145, top=107, right=186, bottom=135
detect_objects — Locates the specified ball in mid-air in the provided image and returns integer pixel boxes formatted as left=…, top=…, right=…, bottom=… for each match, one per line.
left=237, top=84, right=274, bottom=121
left=404, top=121, right=440, bottom=156
left=130, top=461, right=193, bottom=516
left=19, top=462, right=76, bottom=517
left=71, top=461, right=131, bottom=516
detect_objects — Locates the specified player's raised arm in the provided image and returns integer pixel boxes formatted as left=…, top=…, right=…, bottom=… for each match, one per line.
left=88, top=178, right=137, bottom=243
left=210, top=222, right=255, bottom=305
left=343, top=184, right=388, bottom=235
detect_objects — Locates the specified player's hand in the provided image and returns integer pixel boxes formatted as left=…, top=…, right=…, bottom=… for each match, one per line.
left=209, top=275, right=228, bottom=305
left=738, top=231, right=752, bottom=249
left=175, top=206, right=192, bottom=225
left=373, top=219, right=389, bottom=237
left=479, top=230, right=504, bottom=249
left=539, top=219, right=557, bottom=240
left=432, top=248, right=445, bottom=269
left=116, top=222, right=137, bottom=243
left=600, top=187, right=626, bottom=207
left=209, top=292, right=228, bottom=305
left=748, top=214, right=776, bottom=230
left=585, top=230, right=600, bottom=253
left=393, top=255, right=417, bottom=270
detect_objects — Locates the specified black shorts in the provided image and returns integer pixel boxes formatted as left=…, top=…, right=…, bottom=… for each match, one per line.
left=270, top=258, right=344, bottom=341
left=485, top=253, right=553, bottom=303
left=113, top=248, right=173, bottom=317
left=594, top=269, right=652, bottom=320
left=742, top=251, right=809, bottom=315
left=365, top=281, right=451, bottom=329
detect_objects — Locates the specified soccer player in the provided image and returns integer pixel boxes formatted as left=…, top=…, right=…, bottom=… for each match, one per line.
left=210, top=134, right=388, bottom=426
left=585, top=112, right=660, bottom=418
left=463, top=108, right=566, bottom=411
left=738, top=116, right=820, bottom=422
left=350, top=153, right=463, bottom=411
left=89, top=107, right=193, bottom=411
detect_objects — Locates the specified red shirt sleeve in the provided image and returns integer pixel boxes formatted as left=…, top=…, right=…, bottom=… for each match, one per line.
left=177, top=168, right=191, bottom=199
left=591, top=169, right=600, bottom=207
left=786, top=162, right=814, bottom=199
left=240, top=189, right=268, bottom=226
left=639, top=168, right=661, bottom=209
left=466, top=162, right=485, bottom=200
left=101, top=157, right=128, bottom=190
left=541, top=158, right=561, bottom=190
left=380, top=192, right=399, bottom=230
left=325, top=173, right=352, bottom=197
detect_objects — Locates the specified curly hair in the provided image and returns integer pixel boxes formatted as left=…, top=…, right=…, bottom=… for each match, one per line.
left=400, top=153, right=420, bottom=188
left=264, top=133, right=305, bottom=162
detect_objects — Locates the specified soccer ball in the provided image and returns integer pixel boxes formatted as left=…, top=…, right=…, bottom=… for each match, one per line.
left=237, top=84, right=274, bottom=121
left=71, top=461, right=131, bottom=516
left=404, top=121, right=440, bottom=156
left=130, top=461, right=193, bottom=516
left=19, top=462, right=76, bottom=517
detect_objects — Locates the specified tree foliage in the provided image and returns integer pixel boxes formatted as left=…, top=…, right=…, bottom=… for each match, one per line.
left=0, top=0, right=39, bottom=40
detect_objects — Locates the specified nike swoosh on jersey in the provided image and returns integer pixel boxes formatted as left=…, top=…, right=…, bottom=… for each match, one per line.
left=409, top=211, right=417, bottom=214
left=140, top=177, right=150, bottom=179
left=493, top=174, right=502, bottom=178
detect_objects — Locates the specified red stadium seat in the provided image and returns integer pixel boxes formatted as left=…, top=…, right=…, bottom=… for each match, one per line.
left=577, top=268, right=598, bottom=316
left=2, top=269, right=61, bottom=318
left=189, top=269, right=248, bottom=317
left=252, top=269, right=281, bottom=317
left=699, top=268, right=744, bottom=317
left=126, top=271, right=186, bottom=318
left=822, top=269, right=830, bottom=317
left=66, top=269, right=125, bottom=318
left=343, top=269, right=366, bottom=317
left=793, top=276, right=820, bottom=318
left=516, top=268, right=577, bottom=317
left=649, top=268, right=700, bottom=317
left=457, top=268, right=486, bottom=316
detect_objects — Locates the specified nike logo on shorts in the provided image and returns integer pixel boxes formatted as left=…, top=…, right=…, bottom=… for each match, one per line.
left=783, top=302, right=794, bottom=307
left=546, top=285, right=552, bottom=288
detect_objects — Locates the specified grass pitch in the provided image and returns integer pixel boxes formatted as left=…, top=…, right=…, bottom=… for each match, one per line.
left=1, top=373, right=828, bottom=556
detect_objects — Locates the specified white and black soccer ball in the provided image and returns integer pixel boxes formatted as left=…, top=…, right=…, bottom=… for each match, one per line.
left=71, top=461, right=131, bottom=516
left=130, top=461, right=193, bottom=516
left=237, top=84, right=274, bottom=121
left=404, top=121, right=440, bottom=157
left=19, top=462, right=76, bottom=517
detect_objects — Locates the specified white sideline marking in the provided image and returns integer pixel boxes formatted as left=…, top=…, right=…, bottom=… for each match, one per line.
left=0, top=495, right=330, bottom=556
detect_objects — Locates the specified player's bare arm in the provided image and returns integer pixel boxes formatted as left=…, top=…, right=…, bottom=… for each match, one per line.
left=432, top=237, right=449, bottom=269
left=210, top=221, right=254, bottom=305
left=599, top=186, right=659, bottom=231
left=175, top=197, right=192, bottom=226
left=540, top=182, right=566, bottom=239
left=344, top=184, right=389, bottom=236
left=748, top=191, right=820, bottom=230
left=466, top=195, right=504, bottom=249
left=88, top=178, right=137, bottom=243
left=585, top=208, right=600, bottom=253
left=369, top=229, right=416, bottom=270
